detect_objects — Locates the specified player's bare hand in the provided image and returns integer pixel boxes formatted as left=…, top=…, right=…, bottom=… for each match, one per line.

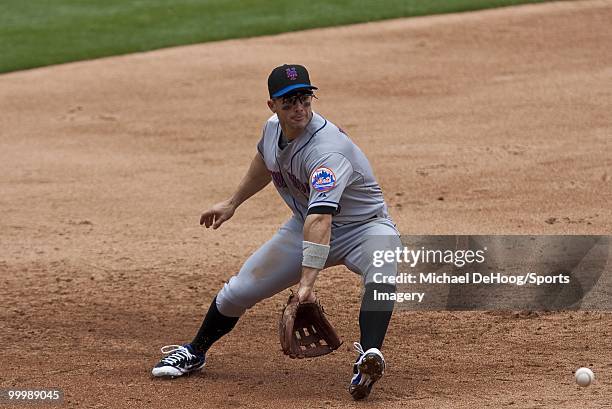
left=200, top=199, right=236, bottom=229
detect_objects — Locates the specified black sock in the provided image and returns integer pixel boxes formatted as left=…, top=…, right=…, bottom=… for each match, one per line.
left=191, top=296, right=239, bottom=354
left=358, top=283, right=395, bottom=351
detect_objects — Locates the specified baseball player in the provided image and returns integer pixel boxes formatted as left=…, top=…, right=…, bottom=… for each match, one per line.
left=152, top=64, right=399, bottom=400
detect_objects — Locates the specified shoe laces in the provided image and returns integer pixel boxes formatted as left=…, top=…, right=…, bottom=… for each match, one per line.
left=354, top=342, right=365, bottom=356
left=159, top=345, right=197, bottom=365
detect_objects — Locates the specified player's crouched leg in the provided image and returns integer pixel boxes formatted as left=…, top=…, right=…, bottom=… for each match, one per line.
left=152, top=218, right=303, bottom=378
left=341, top=224, right=398, bottom=399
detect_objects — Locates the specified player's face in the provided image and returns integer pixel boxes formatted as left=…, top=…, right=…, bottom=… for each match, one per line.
left=268, top=92, right=314, bottom=132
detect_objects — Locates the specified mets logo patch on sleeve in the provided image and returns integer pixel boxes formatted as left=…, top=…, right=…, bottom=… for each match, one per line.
left=310, top=167, right=336, bottom=192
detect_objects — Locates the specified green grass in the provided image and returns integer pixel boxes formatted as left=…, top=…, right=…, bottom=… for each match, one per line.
left=0, top=0, right=550, bottom=73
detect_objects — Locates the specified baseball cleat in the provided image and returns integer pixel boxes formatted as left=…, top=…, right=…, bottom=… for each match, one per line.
left=152, top=344, right=205, bottom=378
left=349, top=342, right=385, bottom=400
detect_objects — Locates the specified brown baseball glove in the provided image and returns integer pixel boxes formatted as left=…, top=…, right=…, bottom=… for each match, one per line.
left=279, top=293, right=342, bottom=359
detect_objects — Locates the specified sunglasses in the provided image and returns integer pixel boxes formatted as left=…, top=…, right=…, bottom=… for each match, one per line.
left=277, top=92, right=316, bottom=110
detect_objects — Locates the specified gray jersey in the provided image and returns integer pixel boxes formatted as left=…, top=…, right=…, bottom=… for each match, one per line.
left=257, top=112, right=389, bottom=224
left=215, top=112, right=399, bottom=317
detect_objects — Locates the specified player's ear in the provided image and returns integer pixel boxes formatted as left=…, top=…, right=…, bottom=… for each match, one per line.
left=267, top=99, right=277, bottom=113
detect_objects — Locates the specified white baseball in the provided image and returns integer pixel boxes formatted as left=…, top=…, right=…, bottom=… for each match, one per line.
left=575, top=367, right=594, bottom=387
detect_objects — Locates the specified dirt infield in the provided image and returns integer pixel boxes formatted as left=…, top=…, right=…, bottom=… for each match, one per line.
left=1, top=1, right=611, bottom=408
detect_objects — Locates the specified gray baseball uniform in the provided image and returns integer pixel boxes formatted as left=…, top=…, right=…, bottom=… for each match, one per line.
left=216, top=112, right=400, bottom=317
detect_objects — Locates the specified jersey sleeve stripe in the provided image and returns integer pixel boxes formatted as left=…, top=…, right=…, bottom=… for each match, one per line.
left=308, top=200, right=339, bottom=208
